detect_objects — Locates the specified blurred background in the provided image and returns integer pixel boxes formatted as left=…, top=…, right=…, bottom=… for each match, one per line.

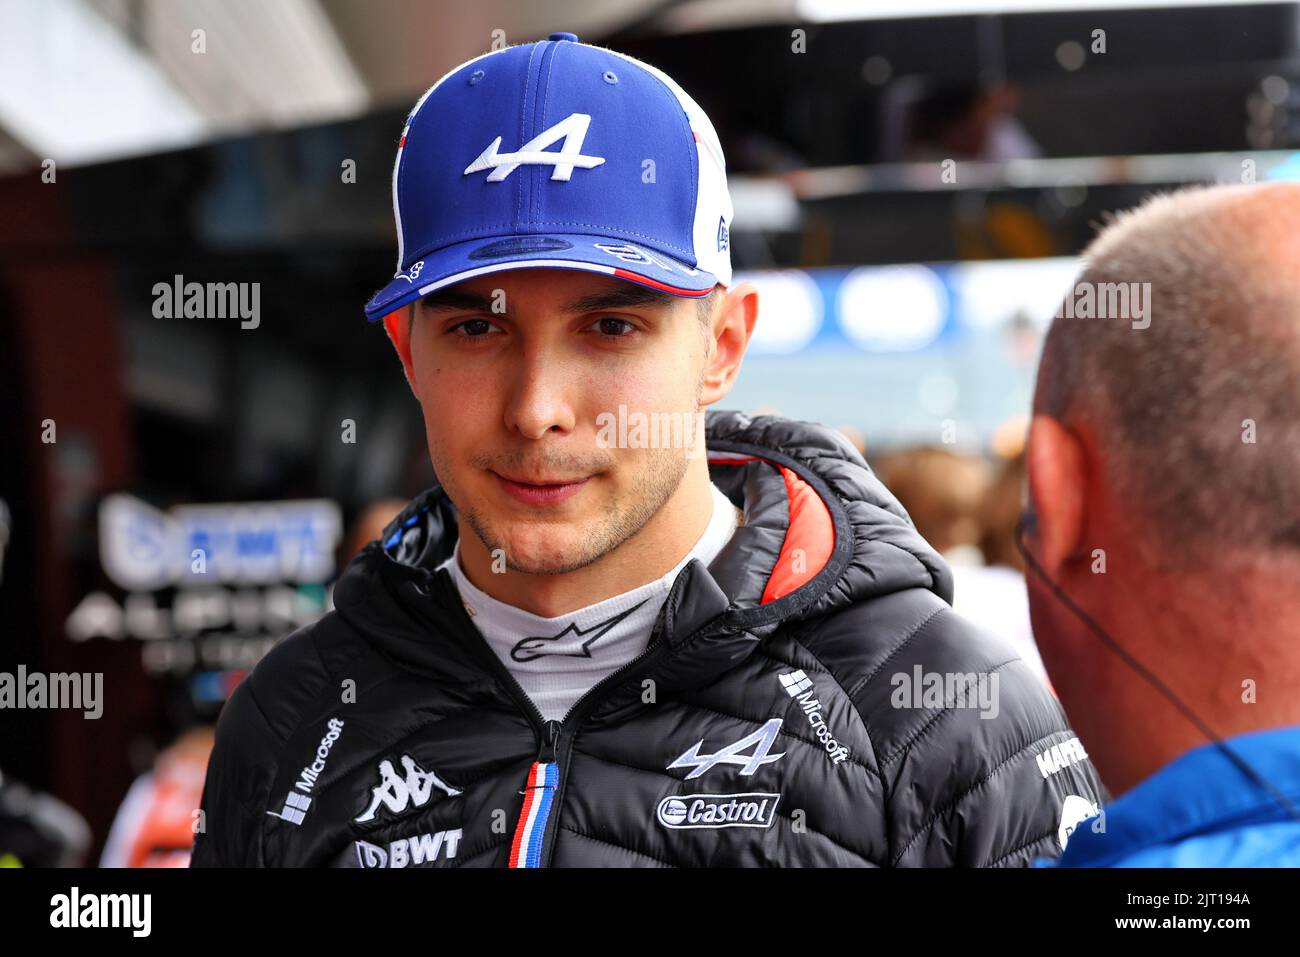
left=2, top=0, right=1298, bottom=866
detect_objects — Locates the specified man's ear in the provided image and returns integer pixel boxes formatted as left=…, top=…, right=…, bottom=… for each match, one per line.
left=1026, top=414, right=1087, bottom=575
left=383, top=308, right=419, bottom=396
left=699, top=282, right=758, bottom=406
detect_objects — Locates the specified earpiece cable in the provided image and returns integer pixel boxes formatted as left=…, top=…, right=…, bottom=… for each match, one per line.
left=1015, top=514, right=1300, bottom=824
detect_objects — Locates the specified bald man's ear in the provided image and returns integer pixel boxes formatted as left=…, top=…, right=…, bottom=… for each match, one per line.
left=383, top=308, right=419, bottom=396
left=1026, top=414, right=1088, bottom=575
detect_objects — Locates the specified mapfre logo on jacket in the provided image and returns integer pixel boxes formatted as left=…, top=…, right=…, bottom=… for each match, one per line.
left=192, top=412, right=1104, bottom=869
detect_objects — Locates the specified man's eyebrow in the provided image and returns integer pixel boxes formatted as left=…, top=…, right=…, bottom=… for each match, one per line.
left=416, top=289, right=496, bottom=313
left=415, top=283, right=678, bottom=314
left=562, top=285, right=678, bottom=313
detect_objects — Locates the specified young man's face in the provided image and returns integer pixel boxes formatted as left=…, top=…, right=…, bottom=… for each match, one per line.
left=392, top=268, right=732, bottom=575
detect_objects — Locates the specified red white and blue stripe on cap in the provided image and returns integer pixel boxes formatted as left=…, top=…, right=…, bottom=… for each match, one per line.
left=364, top=32, right=732, bottom=321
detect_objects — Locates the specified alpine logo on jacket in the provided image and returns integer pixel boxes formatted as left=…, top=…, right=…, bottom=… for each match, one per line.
left=510, top=600, right=647, bottom=662
left=779, top=670, right=851, bottom=766
left=355, top=755, right=463, bottom=823
left=354, top=828, right=463, bottom=867
left=667, top=718, right=785, bottom=779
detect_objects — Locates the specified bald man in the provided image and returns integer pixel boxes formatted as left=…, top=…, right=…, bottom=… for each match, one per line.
left=1026, top=182, right=1300, bottom=866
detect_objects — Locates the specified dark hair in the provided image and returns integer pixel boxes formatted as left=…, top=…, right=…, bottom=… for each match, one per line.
left=695, top=286, right=720, bottom=327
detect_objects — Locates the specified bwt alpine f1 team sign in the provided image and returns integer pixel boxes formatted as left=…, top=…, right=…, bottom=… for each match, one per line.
left=98, top=494, right=340, bottom=590
left=64, top=495, right=342, bottom=683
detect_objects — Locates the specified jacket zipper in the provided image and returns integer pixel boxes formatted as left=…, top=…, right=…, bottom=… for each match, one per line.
left=423, top=569, right=557, bottom=865
left=535, top=559, right=730, bottom=866
left=427, top=566, right=719, bottom=868
left=507, top=718, right=561, bottom=867
left=504, top=621, right=682, bottom=866
left=533, top=624, right=681, bottom=866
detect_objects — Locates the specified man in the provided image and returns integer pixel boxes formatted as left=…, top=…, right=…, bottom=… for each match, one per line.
left=1025, top=183, right=1300, bottom=866
left=193, top=32, right=1099, bottom=868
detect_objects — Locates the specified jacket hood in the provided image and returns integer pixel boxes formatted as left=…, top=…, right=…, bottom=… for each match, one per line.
left=332, top=411, right=952, bottom=671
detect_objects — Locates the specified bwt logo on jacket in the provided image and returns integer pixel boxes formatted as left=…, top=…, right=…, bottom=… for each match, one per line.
left=354, top=828, right=463, bottom=868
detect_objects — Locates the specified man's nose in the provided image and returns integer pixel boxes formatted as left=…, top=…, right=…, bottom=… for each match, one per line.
left=502, top=349, right=577, bottom=440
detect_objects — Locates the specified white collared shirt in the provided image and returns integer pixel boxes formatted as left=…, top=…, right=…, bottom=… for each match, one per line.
left=439, top=483, right=741, bottom=722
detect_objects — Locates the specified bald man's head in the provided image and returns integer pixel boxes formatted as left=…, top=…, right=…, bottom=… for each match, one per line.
left=1034, top=182, right=1300, bottom=564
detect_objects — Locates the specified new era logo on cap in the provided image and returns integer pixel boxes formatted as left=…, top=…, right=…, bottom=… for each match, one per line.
left=364, top=32, right=733, bottom=321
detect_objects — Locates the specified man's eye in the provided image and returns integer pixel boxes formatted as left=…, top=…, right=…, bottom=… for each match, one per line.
left=451, top=318, right=498, bottom=338
left=593, top=316, right=637, bottom=338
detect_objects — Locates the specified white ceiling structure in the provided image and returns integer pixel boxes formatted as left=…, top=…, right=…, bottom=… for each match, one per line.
left=0, top=0, right=660, bottom=172
left=0, top=0, right=1290, bottom=172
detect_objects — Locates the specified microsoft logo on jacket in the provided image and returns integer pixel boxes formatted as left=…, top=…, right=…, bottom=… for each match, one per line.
left=780, top=670, right=814, bottom=696
left=778, top=670, right=851, bottom=766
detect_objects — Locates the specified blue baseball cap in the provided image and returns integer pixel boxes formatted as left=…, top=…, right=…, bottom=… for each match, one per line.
left=364, top=32, right=733, bottom=322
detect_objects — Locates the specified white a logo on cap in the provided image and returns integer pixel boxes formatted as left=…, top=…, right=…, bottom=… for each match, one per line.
left=464, top=112, right=606, bottom=182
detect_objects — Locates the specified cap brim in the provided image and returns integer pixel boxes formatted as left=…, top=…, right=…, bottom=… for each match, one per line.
left=363, top=233, right=719, bottom=321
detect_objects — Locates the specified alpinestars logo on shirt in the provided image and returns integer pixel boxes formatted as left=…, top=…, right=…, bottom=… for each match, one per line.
left=510, top=600, right=647, bottom=663
left=667, top=718, right=785, bottom=780
left=355, top=755, right=463, bottom=823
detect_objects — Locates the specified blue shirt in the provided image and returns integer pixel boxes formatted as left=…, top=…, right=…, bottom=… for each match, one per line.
left=1037, top=724, right=1300, bottom=867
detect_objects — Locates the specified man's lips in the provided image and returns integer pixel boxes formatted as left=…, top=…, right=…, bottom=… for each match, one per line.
left=491, top=470, right=590, bottom=486
left=492, top=471, right=591, bottom=506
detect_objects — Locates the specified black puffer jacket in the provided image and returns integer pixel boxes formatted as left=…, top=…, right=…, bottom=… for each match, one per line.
left=192, top=411, right=1104, bottom=867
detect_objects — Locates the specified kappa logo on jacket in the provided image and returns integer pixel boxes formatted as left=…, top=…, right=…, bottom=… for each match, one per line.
left=667, top=718, right=785, bottom=780
left=355, top=755, right=463, bottom=823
